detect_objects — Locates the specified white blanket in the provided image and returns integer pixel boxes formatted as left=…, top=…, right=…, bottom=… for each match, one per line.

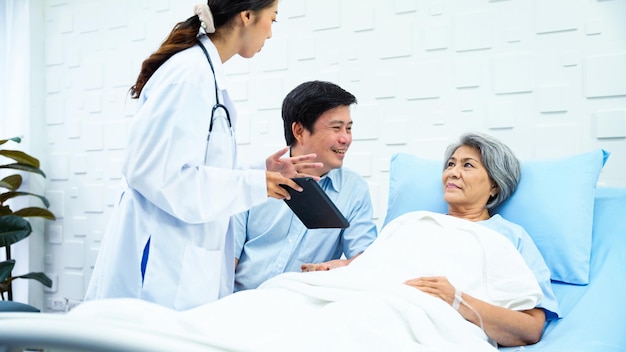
left=70, top=211, right=542, bottom=351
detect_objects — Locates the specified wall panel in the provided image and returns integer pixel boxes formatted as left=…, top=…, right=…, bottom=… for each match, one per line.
left=34, top=0, right=626, bottom=311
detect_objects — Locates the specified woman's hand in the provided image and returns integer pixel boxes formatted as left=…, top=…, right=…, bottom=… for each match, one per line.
left=266, top=147, right=323, bottom=180
left=404, top=276, right=546, bottom=346
left=266, top=171, right=301, bottom=200
left=404, top=276, right=456, bottom=306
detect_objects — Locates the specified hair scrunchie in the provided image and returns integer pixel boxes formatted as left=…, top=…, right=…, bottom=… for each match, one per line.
left=194, top=3, right=215, bottom=33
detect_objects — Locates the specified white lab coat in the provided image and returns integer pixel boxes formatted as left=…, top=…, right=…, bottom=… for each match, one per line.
left=85, top=36, right=267, bottom=310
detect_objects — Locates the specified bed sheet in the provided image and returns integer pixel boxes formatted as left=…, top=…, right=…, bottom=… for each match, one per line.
left=501, top=187, right=626, bottom=352
left=1, top=189, right=624, bottom=352
left=0, top=211, right=545, bottom=352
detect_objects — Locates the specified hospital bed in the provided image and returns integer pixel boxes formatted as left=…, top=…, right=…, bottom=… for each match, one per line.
left=520, top=186, right=626, bottom=351
left=0, top=150, right=625, bottom=351
left=383, top=150, right=626, bottom=352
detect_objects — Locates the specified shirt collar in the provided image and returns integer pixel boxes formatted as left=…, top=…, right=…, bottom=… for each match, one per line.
left=320, top=168, right=342, bottom=193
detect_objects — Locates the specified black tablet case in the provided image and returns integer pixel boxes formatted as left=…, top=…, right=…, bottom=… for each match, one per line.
left=280, top=177, right=350, bottom=229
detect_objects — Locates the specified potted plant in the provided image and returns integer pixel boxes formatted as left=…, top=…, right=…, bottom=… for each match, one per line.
left=0, top=136, right=55, bottom=302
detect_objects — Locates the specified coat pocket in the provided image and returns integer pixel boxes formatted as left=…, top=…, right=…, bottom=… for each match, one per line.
left=174, top=245, right=222, bottom=310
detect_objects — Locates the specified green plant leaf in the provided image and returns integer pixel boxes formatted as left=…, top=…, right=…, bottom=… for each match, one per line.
left=0, top=260, right=16, bottom=282
left=13, top=207, right=56, bottom=220
left=0, top=206, right=11, bottom=216
left=0, top=163, right=46, bottom=178
left=0, top=137, right=22, bottom=145
left=0, top=215, right=32, bottom=247
left=0, top=191, right=50, bottom=207
left=14, top=272, right=53, bottom=288
left=0, top=150, right=40, bottom=168
left=0, top=174, right=22, bottom=191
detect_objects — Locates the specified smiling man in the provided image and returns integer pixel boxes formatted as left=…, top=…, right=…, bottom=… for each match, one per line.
left=233, top=80, right=378, bottom=291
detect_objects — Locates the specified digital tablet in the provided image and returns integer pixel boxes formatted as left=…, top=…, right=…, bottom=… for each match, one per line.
left=280, top=177, right=350, bottom=229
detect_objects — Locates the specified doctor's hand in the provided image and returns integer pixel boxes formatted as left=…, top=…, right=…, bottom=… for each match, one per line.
left=266, top=171, right=303, bottom=200
left=266, top=147, right=323, bottom=180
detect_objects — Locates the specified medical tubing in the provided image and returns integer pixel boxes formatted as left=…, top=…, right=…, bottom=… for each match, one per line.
left=459, top=295, right=485, bottom=332
left=453, top=289, right=491, bottom=346
left=455, top=227, right=490, bottom=341
left=452, top=286, right=462, bottom=310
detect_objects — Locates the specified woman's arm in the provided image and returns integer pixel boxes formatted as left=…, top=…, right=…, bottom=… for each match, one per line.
left=404, top=276, right=545, bottom=346
left=455, top=291, right=545, bottom=346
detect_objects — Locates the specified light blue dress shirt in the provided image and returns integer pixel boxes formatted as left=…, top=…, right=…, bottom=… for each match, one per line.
left=480, top=214, right=561, bottom=320
left=234, top=167, right=378, bottom=291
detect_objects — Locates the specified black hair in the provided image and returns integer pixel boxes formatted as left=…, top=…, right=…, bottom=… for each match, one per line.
left=131, top=0, right=276, bottom=98
left=282, top=81, right=357, bottom=146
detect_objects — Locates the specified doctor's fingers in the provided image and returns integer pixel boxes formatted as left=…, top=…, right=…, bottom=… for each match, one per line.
left=287, top=152, right=319, bottom=163
left=266, top=172, right=301, bottom=199
left=291, top=169, right=322, bottom=181
left=265, top=147, right=293, bottom=172
left=267, top=183, right=291, bottom=200
left=265, top=148, right=317, bottom=165
left=295, top=161, right=324, bottom=171
left=267, top=146, right=290, bottom=161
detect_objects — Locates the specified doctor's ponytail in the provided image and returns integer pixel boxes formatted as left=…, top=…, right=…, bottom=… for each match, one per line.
left=129, top=0, right=277, bottom=99
left=129, top=16, right=201, bottom=99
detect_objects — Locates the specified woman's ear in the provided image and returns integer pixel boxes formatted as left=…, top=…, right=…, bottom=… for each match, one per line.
left=490, top=183, right=499, bottom=197
left=238, top=10, right=252, bottom=26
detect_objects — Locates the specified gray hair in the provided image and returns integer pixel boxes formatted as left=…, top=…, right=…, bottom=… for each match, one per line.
left=443, top=132, right=521, bottom=211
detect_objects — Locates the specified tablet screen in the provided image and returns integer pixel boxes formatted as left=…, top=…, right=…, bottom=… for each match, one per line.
left=280, top=177, right=350, bottom=229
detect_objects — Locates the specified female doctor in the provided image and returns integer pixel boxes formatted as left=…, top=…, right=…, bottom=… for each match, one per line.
left=85, top=0, right=321, bottom=310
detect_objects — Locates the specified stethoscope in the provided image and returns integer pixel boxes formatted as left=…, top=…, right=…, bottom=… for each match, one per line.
left=197, top=39, right=233, bottom=155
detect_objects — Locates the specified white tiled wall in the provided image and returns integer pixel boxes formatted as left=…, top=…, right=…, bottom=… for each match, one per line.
left=26, top=0, right=626, bottom=311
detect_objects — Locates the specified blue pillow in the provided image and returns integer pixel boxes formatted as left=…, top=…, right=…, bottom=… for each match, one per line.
left=384, top=149, right=609, bottom=285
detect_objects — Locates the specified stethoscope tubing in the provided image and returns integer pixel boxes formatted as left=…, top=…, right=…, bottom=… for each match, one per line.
left=197, top=39, right=233, bottom=134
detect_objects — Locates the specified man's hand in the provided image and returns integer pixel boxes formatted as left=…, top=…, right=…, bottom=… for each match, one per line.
left=301, top=258, right=351, bottom=272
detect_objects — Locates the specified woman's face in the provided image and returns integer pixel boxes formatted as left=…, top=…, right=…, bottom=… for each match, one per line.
left=441, top=145, right=496, bottom=211
left=238, top=1, right=279, bottom=58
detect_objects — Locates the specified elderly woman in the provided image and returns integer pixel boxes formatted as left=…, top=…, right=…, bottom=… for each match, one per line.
left=403, top=132, right=559, bottom=347
left=69, top=133, right=559, bottom=352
